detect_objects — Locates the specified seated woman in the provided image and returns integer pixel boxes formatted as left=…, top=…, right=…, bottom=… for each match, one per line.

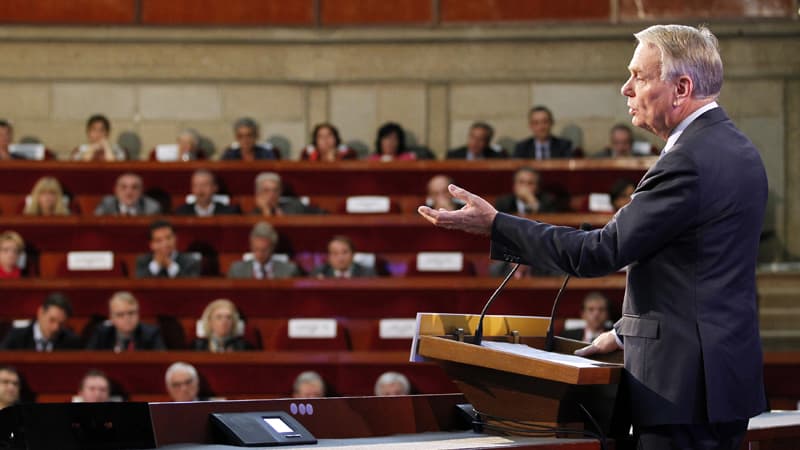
left=0, top=231, right=24, bottom=279
left=24, top=176, right=71, bottom=216
left=70, top=114, right=126, bottom=161
left=367, top=122, right=416, bottom=161
left=192, top=299, right=253, bottom=352
left=220, top=118, right=280, bottom=161
left=299, top=123, right=357, bottom=162
left=149, top=129, right=207, bottom=161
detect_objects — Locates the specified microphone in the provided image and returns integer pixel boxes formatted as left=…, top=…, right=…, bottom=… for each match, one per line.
left=472, top=262, right=520, bottom=346
left=544, top=222, right=593, bottom=352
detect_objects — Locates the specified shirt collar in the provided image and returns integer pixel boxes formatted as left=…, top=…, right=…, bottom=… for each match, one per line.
left=663, top=101, right=718, bottom=154
left=33, top=321, right=45, bottom=342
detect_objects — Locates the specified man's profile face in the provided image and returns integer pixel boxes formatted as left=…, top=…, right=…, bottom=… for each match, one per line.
left=582, top=298, right=609, bottom=331
left=150, top=227, right=176, bottom=259
left=115, top=175, right=142, bottom=207
left=466, top=127, right=490, bottom=154
left=621, top=43, right=675, bottom=137
left=37, top=305, right=67, bottom=341
left=528, top=111, right=552, bottom=141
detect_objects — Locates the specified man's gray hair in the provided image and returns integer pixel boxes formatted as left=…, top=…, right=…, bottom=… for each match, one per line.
left=178, top=128, right=199, bottom=146
left=250, top=221, right=279, bottom=247
left=374, top=371, right=410, bottom=395
left=634, top=25, right=723, bottom=99
left=233, top=117, right=259, bottom=134
left=254, top=171, right=282, bottom=194
left=293, top=371, right=324, bottom=393
left=165, top=362, right=198, bottom=385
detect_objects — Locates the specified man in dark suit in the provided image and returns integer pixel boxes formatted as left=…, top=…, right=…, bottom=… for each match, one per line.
left=251, top=172, right=315, bottom=216
left=446, top=122, right=508, bottom=160
left=312, top=235, right=375, bottom=278
left=174, top=169, right=240, bottom=216
left=494, top=167, right=558, bottom=215
left=0, top=292, right=81, bottom=351
left=419, top=25, right=766, bottom=449
left=94, top=172, right=161, bottom=216
left=135, top=220, right=201, bottom=278
left=513, top=106, right=573, bottom=159
left=87, top=291, right=166, bottom=351
left=561, top=292, right=611, bottom=342
left=228, top=222, right=301, bottom=279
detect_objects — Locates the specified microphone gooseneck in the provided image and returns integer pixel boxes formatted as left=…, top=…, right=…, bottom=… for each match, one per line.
left=472, top=262, right=519, bottom=346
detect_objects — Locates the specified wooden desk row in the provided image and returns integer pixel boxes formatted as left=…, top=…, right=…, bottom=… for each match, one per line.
left=0, top=159, right=653, bottom=196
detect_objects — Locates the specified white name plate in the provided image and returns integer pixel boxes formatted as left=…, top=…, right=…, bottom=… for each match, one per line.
left=155, top=144, right=179, bottom=161
left=67, top=251, right=114, bottom=271
left=379, top=319, right=417, bottom=339
left=353, top=252, right=376, bottom=268
left=10, top=143, right=45, bottom=160
left=588, top=193, right=614, bottom=212
left=416, top=252, right=464, bottom=272
left=288, top=318, right=338, bottom=339
left=346, top=196, right=391, bottom=214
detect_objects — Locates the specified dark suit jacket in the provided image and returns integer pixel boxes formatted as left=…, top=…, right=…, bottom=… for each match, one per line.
left=494, top=193, right=557, bottom=215
left=227, top=259, right=301, bottom=279
left=251, top=197, right=314, bottom=215
left=174, top=201, right=241, bottom=216
left=311, top=263, right=375, bottom=278
left=220, top=145, right=279, bottom=160
left=446, top=146, right=508, bottom=160
left=94, top=195, right=162, bottom=216
left=134, top=253, right=201, bottom=278
left=0, top=322, right=81, bottom=350
left=513, top=136, right=573, bottom=159
left=192, top=336, right=252, bottom=352
left=86, top=323, right=166, bottom=350
left=490, top=108, right=767, bottom=426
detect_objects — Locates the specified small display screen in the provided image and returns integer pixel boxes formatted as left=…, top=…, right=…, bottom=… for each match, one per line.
left=263, top=417, right=294, bottom=434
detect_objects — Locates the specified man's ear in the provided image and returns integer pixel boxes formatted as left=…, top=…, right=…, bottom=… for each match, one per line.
left=674, top=75, right=694, bottom=106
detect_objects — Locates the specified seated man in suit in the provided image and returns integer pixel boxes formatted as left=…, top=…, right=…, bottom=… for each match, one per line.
left=87, top=291, right=166, bottom=351
left=165, top=362, right=202, bottom=402
left=220, top=117, right=280, bottom=161
left=251, top=171, right=312, bottom=216
left=596, top=123, right=635, bottom=158
left=513, top=105, right=573, bottom=159
left=228, top=222, right=301, bottom=279
left=0, top=292, right=81, bottom=351
left=374, top=371, right=411, bottom=396
left=446, top=122, right=507, bottom=160
left=135, top=220, right=201, bottom=278
left=0, top=366, right=20, bottom=410
left=95, top=172, right=161, bottom=216
left=174, top=169, right=240, bottom=216
left=561, top=292, right=612, bottom=342
left=494, top=167, right=558, bottom=215
left=292, top=371, right=326, bottom=398
left=75, top=369, right=111, bottom=403
left=312, top=235, right=375, bottom=279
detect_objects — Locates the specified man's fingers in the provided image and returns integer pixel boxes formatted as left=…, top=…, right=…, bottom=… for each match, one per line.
left=574, top=344, right=597, bottom=357
left=417, top=205, right=439, bottom=224
left=448, top=184, right=476, bottom=203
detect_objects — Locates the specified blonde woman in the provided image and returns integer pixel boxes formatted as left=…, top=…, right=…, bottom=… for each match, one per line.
left=24, top=177, right=70, bottom=216
left=192, top=299, right=252, bottom=352
left=0, top=231, right=24, bottom=279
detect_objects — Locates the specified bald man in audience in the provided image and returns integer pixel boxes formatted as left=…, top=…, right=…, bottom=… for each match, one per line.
left=374, top=371, right=411, bottom=396
left=292, top=371, right=326, bottom=398
left=0, top=366, right=20, bottom=410
left=174, top=169, right=240, bottom=216
left=95, top=173, right=161, bottom=216
left=76, top=370, right=111, bottom=403
left=87, top=291, right=166, bottom=351
left=165, top=362, right=201, bottom=402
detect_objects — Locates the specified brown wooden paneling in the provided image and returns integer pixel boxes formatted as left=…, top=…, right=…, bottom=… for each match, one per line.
left=0, top=0, right=136, bottom=24
left=141, top=0, right=314, bottom=25
left=440, top=0, right=610, bottom=22
left=619, top=0, right=794, bottom=20
left=321, top=0, right=433, bottom=25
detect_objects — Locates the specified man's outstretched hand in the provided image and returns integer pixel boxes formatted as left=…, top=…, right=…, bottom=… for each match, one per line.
left=417, top=184, right=498, bottom=236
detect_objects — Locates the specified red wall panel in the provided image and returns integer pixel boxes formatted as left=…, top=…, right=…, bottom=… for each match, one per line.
left=0, top=0, right=136, bottom=24
left=141, top=0, right=314, bottom=26
left=321, top=0, right=433, bottom=25
left=619, top=0, right=794, bottom=20
left=441, top=0, right=610, bottom=22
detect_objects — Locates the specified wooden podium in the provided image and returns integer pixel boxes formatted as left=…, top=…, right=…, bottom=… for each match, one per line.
left=412, top=313, right=625, bottom=438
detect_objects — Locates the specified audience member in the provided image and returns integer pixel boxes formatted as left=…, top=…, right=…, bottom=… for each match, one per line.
left=312, top=235, right=375, bottom=279
left=292, top=371, right=326, bottom=398
left=426, top=175, right=461, bottom=211
left=87, top=291, right=166, bottom=351
left=560, top=292, right=611, bottom=343
left=0, top=120, right=22, bottom=160
left=151, top=129, right=205, bottom=161
left=252, top=172, right=310, bottom=216
left=367, top=122, right=416, bottom=161
left=0, top=366, right=20, bottom=409
left=446, top=122, right=506, bottom=160
left=135, top=220, right=201, bottom=278
left=610, top=179, right=637, bottom=211
left=228, top=222, right=300, bottom=279
left=0, top=231, right=24, bottom=279
left=0, top=292, right=81, bottom=350
left=192, top=299, right=252, bottom=352
left=596, top=124, right=635, bottom=158
left=70, top=114, right=126, bottom=161
left=221, top=118, right=280, bottom=161
left=374, top=371, right=410, bottom=396
left=95, top=173, right=161, bottom=216
left=24, top=176, right=71, bottom=216
left=75, top=369, right=111, bottom=403
left=165, top=362, right=201, bottom=402
left=301, top=123, right=357, bottom=161
left=494, top=167, right=557, bottom=215
left=174, top=169, right=240, bottom=216
left=513, top=106, right=573, bottom=159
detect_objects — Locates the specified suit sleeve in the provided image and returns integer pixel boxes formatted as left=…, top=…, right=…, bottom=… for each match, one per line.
left=134, top=255, right=150, bottom=278
left=490, top=150, right=700, bottom=277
